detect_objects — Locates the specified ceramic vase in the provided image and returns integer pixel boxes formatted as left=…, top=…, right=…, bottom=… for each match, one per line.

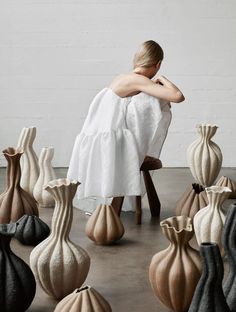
left=15, top=214, right=50, bottom=246
left=149, top=216, right=201, bottom=312
left=17, top=126, right=39, bottom=196
left=188, top=243, right=230, bottom=312
left=0, top=147, right=39, bottom=224
left=0, top=223, right=36, bottom=312
left=222, top=203, right=236, bottom=311
left=175, top=183, right=208, bottom=219
left=30, top=178, right=90, bottom=300
left=193, top=185, right=231, bottom=254
left=187, top=124, right=222, bottom=187
left=54, top=286, right=112, bottom=312
left=216, top=176, right=236, bottom=199
left=86, top=204, right=125, bottom=245
left=33, top=147, right=56, bottom=207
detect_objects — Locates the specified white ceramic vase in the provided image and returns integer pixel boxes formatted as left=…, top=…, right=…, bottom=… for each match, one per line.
left=17, top=126, right=39, bottom=195
left=187, top=124, right=222, bottom=187
left=30, top=178, right=90, bottom=300
left=33, top=147, right=56, bottom=207
left=193, top=185, right=231, bottom=254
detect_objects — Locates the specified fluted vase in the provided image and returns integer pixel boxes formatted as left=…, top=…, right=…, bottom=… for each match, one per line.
left=33, top=147, right=56, bottom=207
left=0, top=147, right=38, bottom=223
left=193, top=185, right=231, bottom=254
left=17, top=126, right=39, bottom=196
left=216, top=176, right=236, bottom=199
left=187, top=124, right=222, bottom=187
left=30, top=178, right=90, bottom=300
left=149, top=216, right=201, bottom=312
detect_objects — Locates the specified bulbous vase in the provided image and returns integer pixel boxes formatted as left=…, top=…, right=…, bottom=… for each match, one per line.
left=54, top=286, right=112, bottom=312
left=149, top=216, right=201, bottom=312
left=193, top=185, right=231, bottom=254
left=0, top=147, right=39, bottom=223
left=33, top=147, right=56, bottom=207
left=216, top=176, right=236, bottom=199
left=30, top=178, right=90, bottom=300
left=187, top=124, right=222, bottom=187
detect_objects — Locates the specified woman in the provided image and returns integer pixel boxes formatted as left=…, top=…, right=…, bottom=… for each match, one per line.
left=67, top=40, right=185, bottom=203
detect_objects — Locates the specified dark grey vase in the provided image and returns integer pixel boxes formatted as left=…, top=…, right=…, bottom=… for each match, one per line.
left=222, top=202, right=236, bottom=311
left=188, top=243, right=230, bottom=312
left=0, top=223, right=36, bottom=312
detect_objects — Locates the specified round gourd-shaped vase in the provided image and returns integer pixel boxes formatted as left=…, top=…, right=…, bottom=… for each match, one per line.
left=187, top=124, right=222, bottom=187
left=85, top=204, right=124, bottom=245
left=193, top=186, right=231, bottom=255
left=149, top=216, right=201, bottom=312
left=216, top=176, right=236, bottom=199
left=30, top=178, right=90, bottom=300
left=54, top=286, right=112, bottom=312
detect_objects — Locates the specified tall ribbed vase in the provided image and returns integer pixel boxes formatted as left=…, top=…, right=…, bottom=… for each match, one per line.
left=222, top=203, right=236, bottom=311
left=30, top=178, right=90, bottom=300
left=33, top=147, right=56, bottom=207
left=17, top=126, right=39, bottom=196
left=0, top=147, right=38, bottom=223
left=193, top=186, right=231, bottom=255
left=149, top=216, right=201, bottom=312
left=188, top=243, right=230, bottom=312
left=187, top=124, right=222, bottom=187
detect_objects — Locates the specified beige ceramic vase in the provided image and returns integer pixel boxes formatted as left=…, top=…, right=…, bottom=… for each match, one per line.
left=0, top=147, right=38, bottom=223
left=149, top=216, right=201, bottom=312
left=33, top=147, right=56, bottom=207
left=30, top=178, right=90, bottom=300
left=216, top=176, right=236, bottom=199
left=175, top=183, right=208, bottom=219
left=17, top=126, right=39, bottom=196
left=86, top=204, right=124, bottom=245
left=187, top=124, right=222, bottom=187
left=54, top=286, right=112, bottom=312
left=193, top=185, right=232, bottom=255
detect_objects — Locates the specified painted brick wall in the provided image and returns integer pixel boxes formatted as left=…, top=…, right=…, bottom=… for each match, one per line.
left=0, top=0, right=236, bottom=167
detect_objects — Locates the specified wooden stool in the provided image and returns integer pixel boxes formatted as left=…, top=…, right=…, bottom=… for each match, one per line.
left=111, top=156, right=162, bottom=224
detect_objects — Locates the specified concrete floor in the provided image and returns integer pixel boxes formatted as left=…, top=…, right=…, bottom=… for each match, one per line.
left=1, top=167, right=236, bottom=312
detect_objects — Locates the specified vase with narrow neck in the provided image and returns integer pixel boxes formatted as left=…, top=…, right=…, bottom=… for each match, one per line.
left=188, top=243, right=230, bottom=312
left=149, top=216, right=201, bottom=312
left=187, top=124, right=222, bottom=187
left=0, top=147, right=39, bottom=223
left=222, top=203, right=236, bottom=311
left=193, top=186, right=231, bottom=255
left=54, top=286, right=112, bottom=312
left=33, top=147, right=56, bottom=207
left=30, top=178, right=90, bottom=300
left=0, top=223, right=36, bottom=312
left=17, top=126, right=39, bottom=195
left=216, top=176, right=236, bottom=199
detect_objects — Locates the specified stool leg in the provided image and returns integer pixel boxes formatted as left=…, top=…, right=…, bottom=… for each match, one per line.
left=136, top=196, right=142, bottom=225
left=142, top=170, right=161, bottom=217
left=111, top=196, right=124, bottom=217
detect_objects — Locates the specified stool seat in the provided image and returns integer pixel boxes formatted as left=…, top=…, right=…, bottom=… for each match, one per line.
left=141, top=156, right=162, bottom=171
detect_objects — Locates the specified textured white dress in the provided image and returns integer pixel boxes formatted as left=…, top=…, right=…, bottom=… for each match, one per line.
left=67, top=87, right=172, bottom=200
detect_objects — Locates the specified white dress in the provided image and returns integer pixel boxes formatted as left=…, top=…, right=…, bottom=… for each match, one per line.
left=67, top=87, right=172, bottom=201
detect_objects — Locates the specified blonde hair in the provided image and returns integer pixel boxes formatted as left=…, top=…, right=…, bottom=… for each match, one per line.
left=133, top=40, right=164, bottom=69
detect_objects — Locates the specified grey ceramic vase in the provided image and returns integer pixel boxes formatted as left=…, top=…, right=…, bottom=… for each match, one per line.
left=222, top=203, right=236, bottom=311
left=188, top=243, right=230, bottom=312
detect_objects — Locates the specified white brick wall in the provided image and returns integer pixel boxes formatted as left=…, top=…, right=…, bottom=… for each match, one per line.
left=0, top=0, right=236, bottom=167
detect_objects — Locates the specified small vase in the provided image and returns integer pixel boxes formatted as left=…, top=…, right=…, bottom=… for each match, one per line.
left=222, top=203, right=236, bottom=311
left=0, top=223, right=36, bottom=312
left=149, top=216, right=201, bottom=312
left=188, top=243, right=230, bottom=312
left=175, top=183, right=208, bottom=219
left=85, top=204, right=125, bottom=245
left=193, top=186, right=231, bottom=254
left=30, top=178, right=90, bottom=300
left=0, top=147, right=39, bottom=224
left=187, top=124, right=222, bottom=187
left=33, top=147, right=56, bottom=207
left=216, top=176, right=236, bottom=199
left=54, top=286, right=112, bottom=312
left=17, top=126, right=39, bottom=195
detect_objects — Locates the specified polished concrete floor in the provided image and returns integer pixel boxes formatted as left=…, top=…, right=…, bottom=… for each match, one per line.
left=1, top=167, right=236, bottom=312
